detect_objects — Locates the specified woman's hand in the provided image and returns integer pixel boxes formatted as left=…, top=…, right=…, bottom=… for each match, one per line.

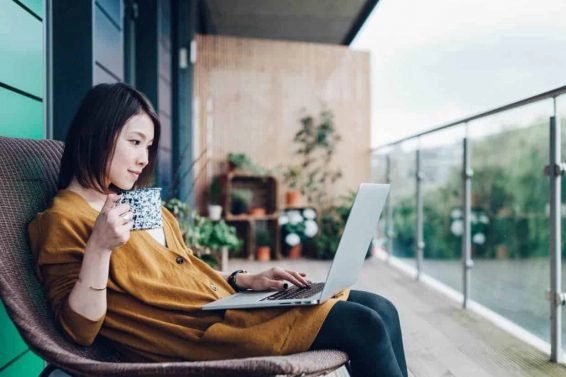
left=88, top=193, right=133, bottom=253
left=238, top=267, right=311, bottom=291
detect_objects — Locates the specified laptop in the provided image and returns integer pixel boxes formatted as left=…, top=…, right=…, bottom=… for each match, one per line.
left=202, top=183, right=390, bottom=311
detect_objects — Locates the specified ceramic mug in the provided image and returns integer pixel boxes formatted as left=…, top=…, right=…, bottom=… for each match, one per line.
left=118, top=187, right=162, bottom=230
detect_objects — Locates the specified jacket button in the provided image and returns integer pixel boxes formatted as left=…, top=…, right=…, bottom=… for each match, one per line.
left=176, top=256, right=184, bottom=264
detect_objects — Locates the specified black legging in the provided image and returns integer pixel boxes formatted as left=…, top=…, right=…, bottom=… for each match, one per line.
left=309, top=290, right=408, bottom=377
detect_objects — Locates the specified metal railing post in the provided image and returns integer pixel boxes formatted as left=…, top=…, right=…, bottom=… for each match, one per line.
left=462, top=135, right=474, bottom=309
left=385, top=154, right=392, bottom=261
left=416, top=148, right=424, bottom=280
left=547, top=101, right=565, bottom=362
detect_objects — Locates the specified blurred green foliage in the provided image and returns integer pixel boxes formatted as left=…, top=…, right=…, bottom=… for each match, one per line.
left=390, top=117, right=566, bottom=259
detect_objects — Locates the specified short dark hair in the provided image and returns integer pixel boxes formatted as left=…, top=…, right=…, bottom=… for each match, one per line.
left=58, top=83, right=161, bottom=192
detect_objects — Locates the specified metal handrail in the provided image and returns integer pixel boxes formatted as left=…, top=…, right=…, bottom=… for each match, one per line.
left=373, top=84, right=566, bottom=150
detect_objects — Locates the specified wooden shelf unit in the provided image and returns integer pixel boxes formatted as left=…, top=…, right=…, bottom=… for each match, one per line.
left=220, top=173, right=282, bottom=260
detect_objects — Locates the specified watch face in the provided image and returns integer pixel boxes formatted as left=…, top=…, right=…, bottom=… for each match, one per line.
left=119, top=188, right=162, bottom=230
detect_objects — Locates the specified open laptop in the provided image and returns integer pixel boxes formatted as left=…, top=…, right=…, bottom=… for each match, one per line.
left=202, top=183, right=390, bottom=311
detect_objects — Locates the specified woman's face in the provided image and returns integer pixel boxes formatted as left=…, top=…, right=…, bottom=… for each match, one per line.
left=107, top=112, right=155, bottom=190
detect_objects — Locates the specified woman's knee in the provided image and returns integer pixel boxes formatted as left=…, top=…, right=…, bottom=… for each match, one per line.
left=311, top=301, right=388, bottom=351
left=349, top=290, right=400, bottom=322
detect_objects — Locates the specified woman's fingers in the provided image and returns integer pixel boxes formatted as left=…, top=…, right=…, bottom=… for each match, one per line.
left=101, top=193, right=119, bottom=213
left=267, top=279, right=288, bottom=291
left=286, top=270, right=310, bottom=287
left=120, top=211, right=134, bottom=225
left=113, top=203, right=131, bottom=217
left=272, top=269, right=308, bottom=288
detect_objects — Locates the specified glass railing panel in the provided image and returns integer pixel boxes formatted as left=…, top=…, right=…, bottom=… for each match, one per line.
left=558, top=94, right=566, bottom=350
left=372, top=151, right=390, bottom=255
left=388, top=140, right=418, bottom=260
left=468, top=100, right=552, bottom=344
left=420, top=125, right=465, bottom=292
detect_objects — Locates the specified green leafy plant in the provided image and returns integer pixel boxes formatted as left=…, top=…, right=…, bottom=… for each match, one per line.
left=164, top=198, right=242, bottom=267
left=230, top=188, right=254, bottom=215
left=227, top=153, right=267, bottom=175
left=256, top=229, right=272, bottom=247
left=313, top=191, right=355, bottom=259
left=282, top=109, right=343, bottom=208
left=208, top=175, right=223, bottom=205
left=199, top=219, right=241, bottom=252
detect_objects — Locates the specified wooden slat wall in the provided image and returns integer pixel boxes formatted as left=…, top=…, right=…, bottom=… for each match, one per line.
left=193, top=35, right=371, bottom=212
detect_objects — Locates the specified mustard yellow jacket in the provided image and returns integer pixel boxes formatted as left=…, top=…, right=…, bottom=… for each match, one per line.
left=28, top=189, right=347, bottom=362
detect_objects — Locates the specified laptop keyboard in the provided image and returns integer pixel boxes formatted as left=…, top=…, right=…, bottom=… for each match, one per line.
left=260, top=282, right=325, bottom=301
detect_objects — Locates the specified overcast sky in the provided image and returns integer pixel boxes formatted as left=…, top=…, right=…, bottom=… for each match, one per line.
left=351, top=0, right=566, bottom=147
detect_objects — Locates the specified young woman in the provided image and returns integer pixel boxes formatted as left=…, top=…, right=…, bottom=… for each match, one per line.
left=28, top=83, right=407, bottom=377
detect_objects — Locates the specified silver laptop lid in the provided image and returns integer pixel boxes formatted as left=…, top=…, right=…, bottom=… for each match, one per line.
left=319, top=183, right=389, bottom=301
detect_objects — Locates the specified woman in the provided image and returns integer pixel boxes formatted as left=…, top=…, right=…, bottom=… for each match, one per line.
left=28, top=83, right=407, bottom=377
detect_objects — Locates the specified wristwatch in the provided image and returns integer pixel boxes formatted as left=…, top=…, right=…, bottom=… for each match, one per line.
left=228, top=269, right=248, bottom=292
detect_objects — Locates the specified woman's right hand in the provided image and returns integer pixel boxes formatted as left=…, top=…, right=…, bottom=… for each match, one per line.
left=88, top=193, right=133, bottom=253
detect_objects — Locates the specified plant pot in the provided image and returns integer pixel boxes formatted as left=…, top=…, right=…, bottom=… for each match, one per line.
left=249, top=207, right=266, bottom=217
left=287, top=244, right=302, bottom=259
left=256, top=246, right=271, bottom=261
left=208, top=204, right=223, bottom=221
left=286, top=191, right=303, bottom=207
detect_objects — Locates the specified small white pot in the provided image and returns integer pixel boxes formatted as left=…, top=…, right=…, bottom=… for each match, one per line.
left=208, top=204, right=223, bottom=220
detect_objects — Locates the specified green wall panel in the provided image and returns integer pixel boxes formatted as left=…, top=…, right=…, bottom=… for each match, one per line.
left=0, top=302, right=27, bottom=368
left=0, top=0, right=43, bottom=98
left=19, top=0, right=43, bottom=19
left=0, top=87, right=43, bottom=138
left=0, top=350, right=43, bottom=377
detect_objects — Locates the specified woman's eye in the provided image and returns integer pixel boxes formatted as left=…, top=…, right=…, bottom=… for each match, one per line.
left=130, top=140, right=141, bottom=145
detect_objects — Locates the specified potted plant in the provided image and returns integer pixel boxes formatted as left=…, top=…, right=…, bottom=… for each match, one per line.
left=282, top=165, right=304, bottom=206
left=281, top=109, right=342, bottom=209
left=227, top=152, right=268, bottom=175
left=279, top=208, right=319, bottom=259
left=255, top=229, right=272, bottom=261
left=208, top=176, right=223, bottom=220
left=227, top=153, right=253, bottom=172
left=230, top=188, right=253, bottom=215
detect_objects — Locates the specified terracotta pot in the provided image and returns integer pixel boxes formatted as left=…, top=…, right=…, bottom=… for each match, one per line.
left=256, top=246, right=271, bottom=261
left=249, top=207, right=266, bottom=217
left=287, top=244, right=302, bottom=259
left=286, top=191, right=303, bottom=207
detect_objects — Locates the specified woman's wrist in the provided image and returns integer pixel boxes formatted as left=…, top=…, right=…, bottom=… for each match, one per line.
left=236, top=271, right=252, bottom=289
left=85, top=237, right=112, bottom=256
left=228, top=270, right=250, bottom=291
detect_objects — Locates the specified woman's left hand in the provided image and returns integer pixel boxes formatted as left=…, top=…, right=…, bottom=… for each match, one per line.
left=238, top=267, right=310, bottom=291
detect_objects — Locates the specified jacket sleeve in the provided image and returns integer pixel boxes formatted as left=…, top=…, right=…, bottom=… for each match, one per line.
left=28, top=211, right=105, bottom=346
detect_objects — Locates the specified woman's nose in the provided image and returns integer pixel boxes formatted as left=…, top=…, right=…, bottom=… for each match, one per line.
left=138, top=150, right=149, bottom=167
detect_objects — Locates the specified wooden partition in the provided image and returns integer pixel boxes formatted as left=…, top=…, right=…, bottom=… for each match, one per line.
left=193, top=34, right=370, bottom=212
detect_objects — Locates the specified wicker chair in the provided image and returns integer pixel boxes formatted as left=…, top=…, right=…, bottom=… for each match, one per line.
left=0, top=137, right=348, bottom=377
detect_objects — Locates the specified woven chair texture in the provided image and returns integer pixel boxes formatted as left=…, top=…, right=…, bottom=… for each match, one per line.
left=0, top=136, right=348, bottom=377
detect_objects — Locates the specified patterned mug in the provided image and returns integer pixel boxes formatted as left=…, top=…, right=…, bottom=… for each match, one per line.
left=118, top=187, right=162, bottom=230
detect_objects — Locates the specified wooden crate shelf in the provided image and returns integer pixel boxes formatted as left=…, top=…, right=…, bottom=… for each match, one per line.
left=220, top=173, right=281, bottom=260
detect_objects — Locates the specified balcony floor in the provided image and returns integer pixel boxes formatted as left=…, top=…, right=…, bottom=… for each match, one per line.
left=232, top=257, right=566, bottom=377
